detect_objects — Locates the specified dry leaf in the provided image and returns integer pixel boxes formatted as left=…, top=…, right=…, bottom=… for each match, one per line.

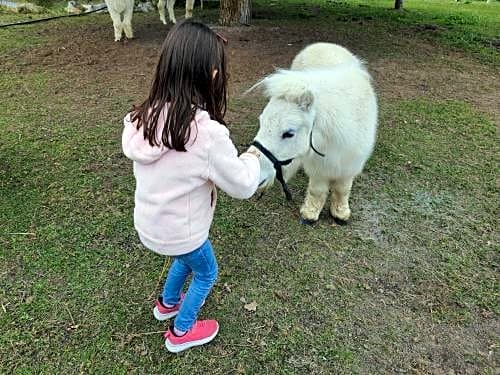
left=25, top=296, right=34, bottom=304
left=240, top=297, right=246, bottom=303
left=244, top=301, right=257, bottom=312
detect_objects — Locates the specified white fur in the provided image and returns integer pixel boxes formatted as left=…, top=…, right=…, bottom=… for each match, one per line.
left=104, top=0, right=197, bottom=41
left=104, top=0, right=134, bottom=41
left=252, top=43, right=378, bottom=223
left=291, top=42, right=360, bottom=70
left=158, top=0, right=195, bottom=25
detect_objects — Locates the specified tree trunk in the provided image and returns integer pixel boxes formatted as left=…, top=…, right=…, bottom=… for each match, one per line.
left=219, top=0, right=240, bottom=26
left=395, top=0, right=403, bottom=9
left=239, top=0, right=251, bottom=25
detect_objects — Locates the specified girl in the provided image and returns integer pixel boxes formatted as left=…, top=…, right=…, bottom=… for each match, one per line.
left=122, top=20, right=260, bottom=353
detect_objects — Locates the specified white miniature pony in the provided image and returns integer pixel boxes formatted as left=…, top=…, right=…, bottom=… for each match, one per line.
left=250, top=43, right=378, bottom=224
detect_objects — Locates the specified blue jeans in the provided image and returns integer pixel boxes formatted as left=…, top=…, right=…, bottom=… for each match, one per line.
left=162, top=239, right=218, bottom=332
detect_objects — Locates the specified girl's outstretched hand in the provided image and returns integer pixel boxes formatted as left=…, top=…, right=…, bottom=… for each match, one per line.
left=245, top=146, right=261, bottom=159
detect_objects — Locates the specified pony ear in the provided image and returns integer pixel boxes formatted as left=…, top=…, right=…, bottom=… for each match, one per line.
left=296, top=90, right=314, bottom=111
left=249, top=70, right=314, bottom=111
left=280, top=90, right=314, bottom=112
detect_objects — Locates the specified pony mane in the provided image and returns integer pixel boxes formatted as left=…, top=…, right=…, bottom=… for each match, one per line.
left=245, top=69, right=311, bottom=99
left=245, top=59, right=370, bottom=100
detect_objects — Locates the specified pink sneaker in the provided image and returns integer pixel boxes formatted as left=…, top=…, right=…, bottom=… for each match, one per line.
left=164, top=320, right=219, bottom=353
left=153, top=294, right=185, bottom=321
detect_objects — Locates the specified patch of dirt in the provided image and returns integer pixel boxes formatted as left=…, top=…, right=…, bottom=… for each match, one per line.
left=2, top=13, right=498, bottom=127
left=351, top=198, right=388, bottom=248
left=371, top=53, right=500, bottom=125
left=413, top=23, right=448, bottom=33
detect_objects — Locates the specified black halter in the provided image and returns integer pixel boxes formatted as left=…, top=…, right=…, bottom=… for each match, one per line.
left=251, top=140, right=294, bottom=200
left=251, top=130, right=325, bottom=201
left=309, top=128, right=325, bottom=158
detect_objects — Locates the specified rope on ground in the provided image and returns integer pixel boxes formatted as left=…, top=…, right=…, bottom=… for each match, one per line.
left=0, top=5, right=107, bottom=28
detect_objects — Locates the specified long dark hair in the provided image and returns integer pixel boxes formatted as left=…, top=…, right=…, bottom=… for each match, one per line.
left=131, top=20, right=228, bottom=151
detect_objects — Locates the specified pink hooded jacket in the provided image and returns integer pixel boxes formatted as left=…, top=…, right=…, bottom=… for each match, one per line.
left=122, top=109, right=260, bottom=256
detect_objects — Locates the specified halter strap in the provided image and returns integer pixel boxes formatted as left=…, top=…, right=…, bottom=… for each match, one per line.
left=251, top=130, right=325, bottom=201
left=251, top=140, right=293, bottom=201
left=309, top=129, right=325, bottom=157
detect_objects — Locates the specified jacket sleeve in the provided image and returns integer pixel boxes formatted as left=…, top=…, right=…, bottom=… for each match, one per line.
left=207, top=128, right=260, bottom=199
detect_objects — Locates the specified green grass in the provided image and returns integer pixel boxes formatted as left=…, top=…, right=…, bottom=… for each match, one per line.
left=0, top=1, right=66, bottom=24
left=1, top=1, right=499, bottom=373
left=0, top=21, right=45, bottom=52
left=255, top=0, right=500, bottom=63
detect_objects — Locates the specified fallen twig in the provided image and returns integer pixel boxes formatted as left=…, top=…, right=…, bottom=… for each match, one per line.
left=147, top=258, right=170, bottom=301
left=64, top=304, right=76, bottom=326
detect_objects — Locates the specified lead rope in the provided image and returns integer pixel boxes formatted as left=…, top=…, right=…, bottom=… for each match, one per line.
left=251, top=129, right=326, bottom=201
left=274, top=160, right=293, bottom=201
left=251, top=140, right=294, bottom=201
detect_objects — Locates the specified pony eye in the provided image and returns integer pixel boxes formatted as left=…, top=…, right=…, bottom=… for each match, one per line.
left=282, top=131, right=295, bottom=139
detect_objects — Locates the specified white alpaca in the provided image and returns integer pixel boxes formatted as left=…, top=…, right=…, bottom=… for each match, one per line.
left=104, top=0, right=198, bottom=41
left=158, top=0, right=196, bottom=24
left=104, top=0, right=134, bottom=41
left=251, top=43, right=378, bottom=224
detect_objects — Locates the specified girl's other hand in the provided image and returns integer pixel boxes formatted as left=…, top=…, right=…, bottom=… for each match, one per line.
left=245, top=146, right=261, bottom=159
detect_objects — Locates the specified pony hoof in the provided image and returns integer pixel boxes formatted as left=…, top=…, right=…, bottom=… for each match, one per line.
left=300, top=217, right=317, bottom=226
left=332, top=217, right=348, bottom=226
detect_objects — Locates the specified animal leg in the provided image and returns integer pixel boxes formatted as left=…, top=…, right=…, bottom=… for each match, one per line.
left=166, top=0, right=176, bottom=23
left=185, top=0, right=194, bottom=18
left=330, top=177, right=353, bottom=223
left=300, top=177, right=329, bottom=224
left=109, top=9, right=123, bottom=41
left=158, top=0, right=167, bottom=24
left=122, top=6, right=134, bottom=39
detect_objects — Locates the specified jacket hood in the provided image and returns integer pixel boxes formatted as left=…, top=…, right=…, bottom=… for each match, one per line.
left=121, top=110, right=210, bottom=165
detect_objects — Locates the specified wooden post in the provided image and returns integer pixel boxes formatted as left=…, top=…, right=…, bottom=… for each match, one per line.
left=395, top=0, right=403, bottom=9
left=240, top=0, right=251, bottom=25
left=219, top=0, right=240, bottom=26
